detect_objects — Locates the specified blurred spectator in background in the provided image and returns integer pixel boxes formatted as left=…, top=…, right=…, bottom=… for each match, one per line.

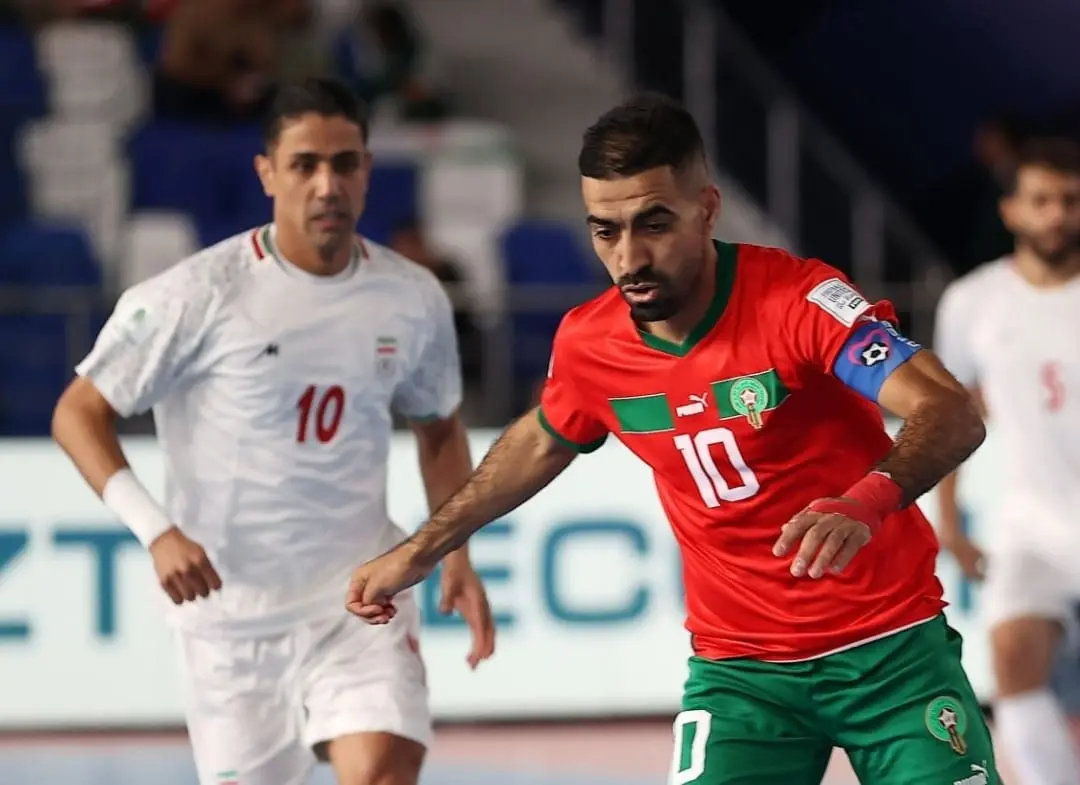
left=965, top=114, right=1026, bottom=265
left=918, top=112, right=1027, bottom=274
left=152, top=0, right=311, bottom=124
left=389, top=219, right=483, bottom=390
left=334, top=1, right=450, bottom=122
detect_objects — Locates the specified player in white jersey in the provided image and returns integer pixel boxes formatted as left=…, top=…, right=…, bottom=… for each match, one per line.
left=935, top=138, right=1080, bottom=785
left=51, top=77, right=496, bottom=785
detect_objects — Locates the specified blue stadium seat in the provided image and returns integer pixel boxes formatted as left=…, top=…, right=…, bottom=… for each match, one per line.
left=0, top=120, right=28, bottom=230
left=0, top=222, right=102, bottom=285
left=355, top=215, right=391, bottom=246
left=127, top=122, right=230, bottom=228
left=0, top=27, right=48, bottom=121
left=0, top=313, right=72, bottom=435
left=0, top=223, right=102, bottom=435
left=499, top=219, right=600, bottom=393
left=198, top=220, right=245, bottom=249
left=212, top=124, right=270, bottom=230
left=363, top=163, right=417, bottom=237
left=129, top=122, right=274, bottom=243
left=0, top=28, right=42, bottom=231
left=136, top=25, right=164, bottom=66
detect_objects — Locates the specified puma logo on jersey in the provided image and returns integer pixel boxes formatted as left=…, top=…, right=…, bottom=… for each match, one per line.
left=258, top=343, right=279, bottom=358
left=676, top=393, right=709, bottom=417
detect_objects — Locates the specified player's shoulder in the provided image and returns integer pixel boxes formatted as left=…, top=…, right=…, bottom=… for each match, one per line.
left=120, top=226, right=256, bottom=310
left=554, top=284, right=624, bottom=345
left=736, top=242, right=846, bottom=291
left=733, top=242, right=864, bottom=314
left=733, top=242, right=904, bottom=331
left=939, top=256, right=1013, bottom=308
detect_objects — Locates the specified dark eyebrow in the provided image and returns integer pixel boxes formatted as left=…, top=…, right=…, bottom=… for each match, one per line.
left=632, top=204, right=677, bottom=224
left=586, top=204, right=677, bottom=229
left=289, top=150, right=362, bottom=165
left=586, top=214, right=619, bottom=229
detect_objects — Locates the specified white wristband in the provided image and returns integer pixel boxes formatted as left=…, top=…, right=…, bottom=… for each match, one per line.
left=102, top=468, right=174, bottom=548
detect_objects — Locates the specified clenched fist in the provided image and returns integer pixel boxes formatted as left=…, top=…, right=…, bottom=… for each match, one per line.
left=149, top=527, right=222, bottom=604
left=346, top=543, right=432, bottom=623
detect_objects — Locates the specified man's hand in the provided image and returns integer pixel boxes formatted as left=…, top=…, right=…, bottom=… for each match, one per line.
left=149, top=527, right=222, bottom=604
left=346, top=543, right=433, bottom=624
left=938, top=528, right=986, bottom=582
left=773, top=500, right=874, bottom=579
left=439, top=559, right=496, bottom=669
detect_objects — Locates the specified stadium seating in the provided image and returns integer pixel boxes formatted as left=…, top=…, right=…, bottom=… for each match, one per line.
left=0, top=223, right=102, bottom=435
left=499, top=219, right=602, bottom=404
left=0, top=26, right=48, bottom=121
left=356, top=162, right=418, bottom=244
left=36, top=21, right=145, bottom=131
left=119, top=211, right=199, bottom=289
left=0, top=19, right=547, bottom=433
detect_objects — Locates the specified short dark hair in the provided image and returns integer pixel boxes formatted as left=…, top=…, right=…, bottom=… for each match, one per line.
left=578, top=93, right=706, bottom=179
left=1003, top=137, right=1080, bottom=194
left=262, top=76, right=370, bottom=148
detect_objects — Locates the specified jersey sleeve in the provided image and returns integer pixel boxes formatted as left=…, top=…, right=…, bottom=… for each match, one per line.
left=75, top=267, right=219, bottom=417
left=393, top=281, right=463, bottom=421
left=780, top=259, right=922, bottom=402
left=933, top=280, right=978, bottom=387
left=537, top=315, right=609, bottom=453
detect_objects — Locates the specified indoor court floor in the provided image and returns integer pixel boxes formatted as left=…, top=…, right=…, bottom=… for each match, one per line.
left=0, top=722, right=871, bottom=785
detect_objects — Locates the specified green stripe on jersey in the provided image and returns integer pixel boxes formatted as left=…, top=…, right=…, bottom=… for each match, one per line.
left=712, top=369, right=788, bottom=420
left=609, top=394, right=674, bottom=433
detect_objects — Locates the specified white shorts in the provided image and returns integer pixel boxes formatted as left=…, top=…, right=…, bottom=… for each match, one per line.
left=176, top=595, right=430, bottom=785
left=981, top=502, right=1080, bottom=636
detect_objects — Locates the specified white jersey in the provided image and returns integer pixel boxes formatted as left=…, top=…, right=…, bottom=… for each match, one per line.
left=934, top=257, right=1080, bottom=531
left=76, top=225, right=462, bottom=636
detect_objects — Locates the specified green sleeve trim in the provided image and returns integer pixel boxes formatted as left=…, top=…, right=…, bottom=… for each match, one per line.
left=537, top=408, right=607, bottom=454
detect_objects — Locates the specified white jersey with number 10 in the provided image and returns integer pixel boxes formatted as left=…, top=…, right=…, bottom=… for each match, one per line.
left=76, top=225, right=462, bottom=637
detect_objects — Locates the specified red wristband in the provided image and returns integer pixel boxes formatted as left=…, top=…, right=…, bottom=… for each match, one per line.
left=806, top=471, right=903, bottom=531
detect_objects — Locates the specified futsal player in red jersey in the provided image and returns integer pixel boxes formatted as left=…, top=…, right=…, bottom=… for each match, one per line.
left=346, top=94, right=1001, bottom=783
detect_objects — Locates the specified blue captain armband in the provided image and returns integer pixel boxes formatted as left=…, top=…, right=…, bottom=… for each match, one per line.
left=832, top=319, right=922, bottom=400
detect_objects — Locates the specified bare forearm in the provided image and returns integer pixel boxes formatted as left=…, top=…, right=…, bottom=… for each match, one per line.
left=52, top=393, right=128, bottom=496
left=414, top=415, right=475, bottom=563
left=876, top=393, right=985, bottom=507
left=404, top=410, right=576, bottom=567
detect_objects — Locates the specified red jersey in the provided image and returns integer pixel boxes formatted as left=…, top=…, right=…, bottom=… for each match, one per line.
left=538, top=242, right=944, bottom=661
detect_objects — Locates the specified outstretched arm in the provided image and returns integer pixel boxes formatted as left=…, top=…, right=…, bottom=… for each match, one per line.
left=404, top=408, right=578, bottom=568
left=347, top=408, right=580, bottom=616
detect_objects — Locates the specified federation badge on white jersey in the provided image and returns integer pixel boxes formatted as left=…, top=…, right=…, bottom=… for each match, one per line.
left=117, top=305, right=158, bottom=345
left=806, top=277, right=871, bottom=326
left=375, top=335, right=399, bottom=378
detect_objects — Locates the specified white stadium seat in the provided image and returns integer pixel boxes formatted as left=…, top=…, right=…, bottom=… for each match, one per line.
left=119, top=211, right=200, bottom=290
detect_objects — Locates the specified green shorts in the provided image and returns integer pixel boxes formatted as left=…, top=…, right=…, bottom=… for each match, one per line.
left=670, top=616, right=1000, bottom=785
